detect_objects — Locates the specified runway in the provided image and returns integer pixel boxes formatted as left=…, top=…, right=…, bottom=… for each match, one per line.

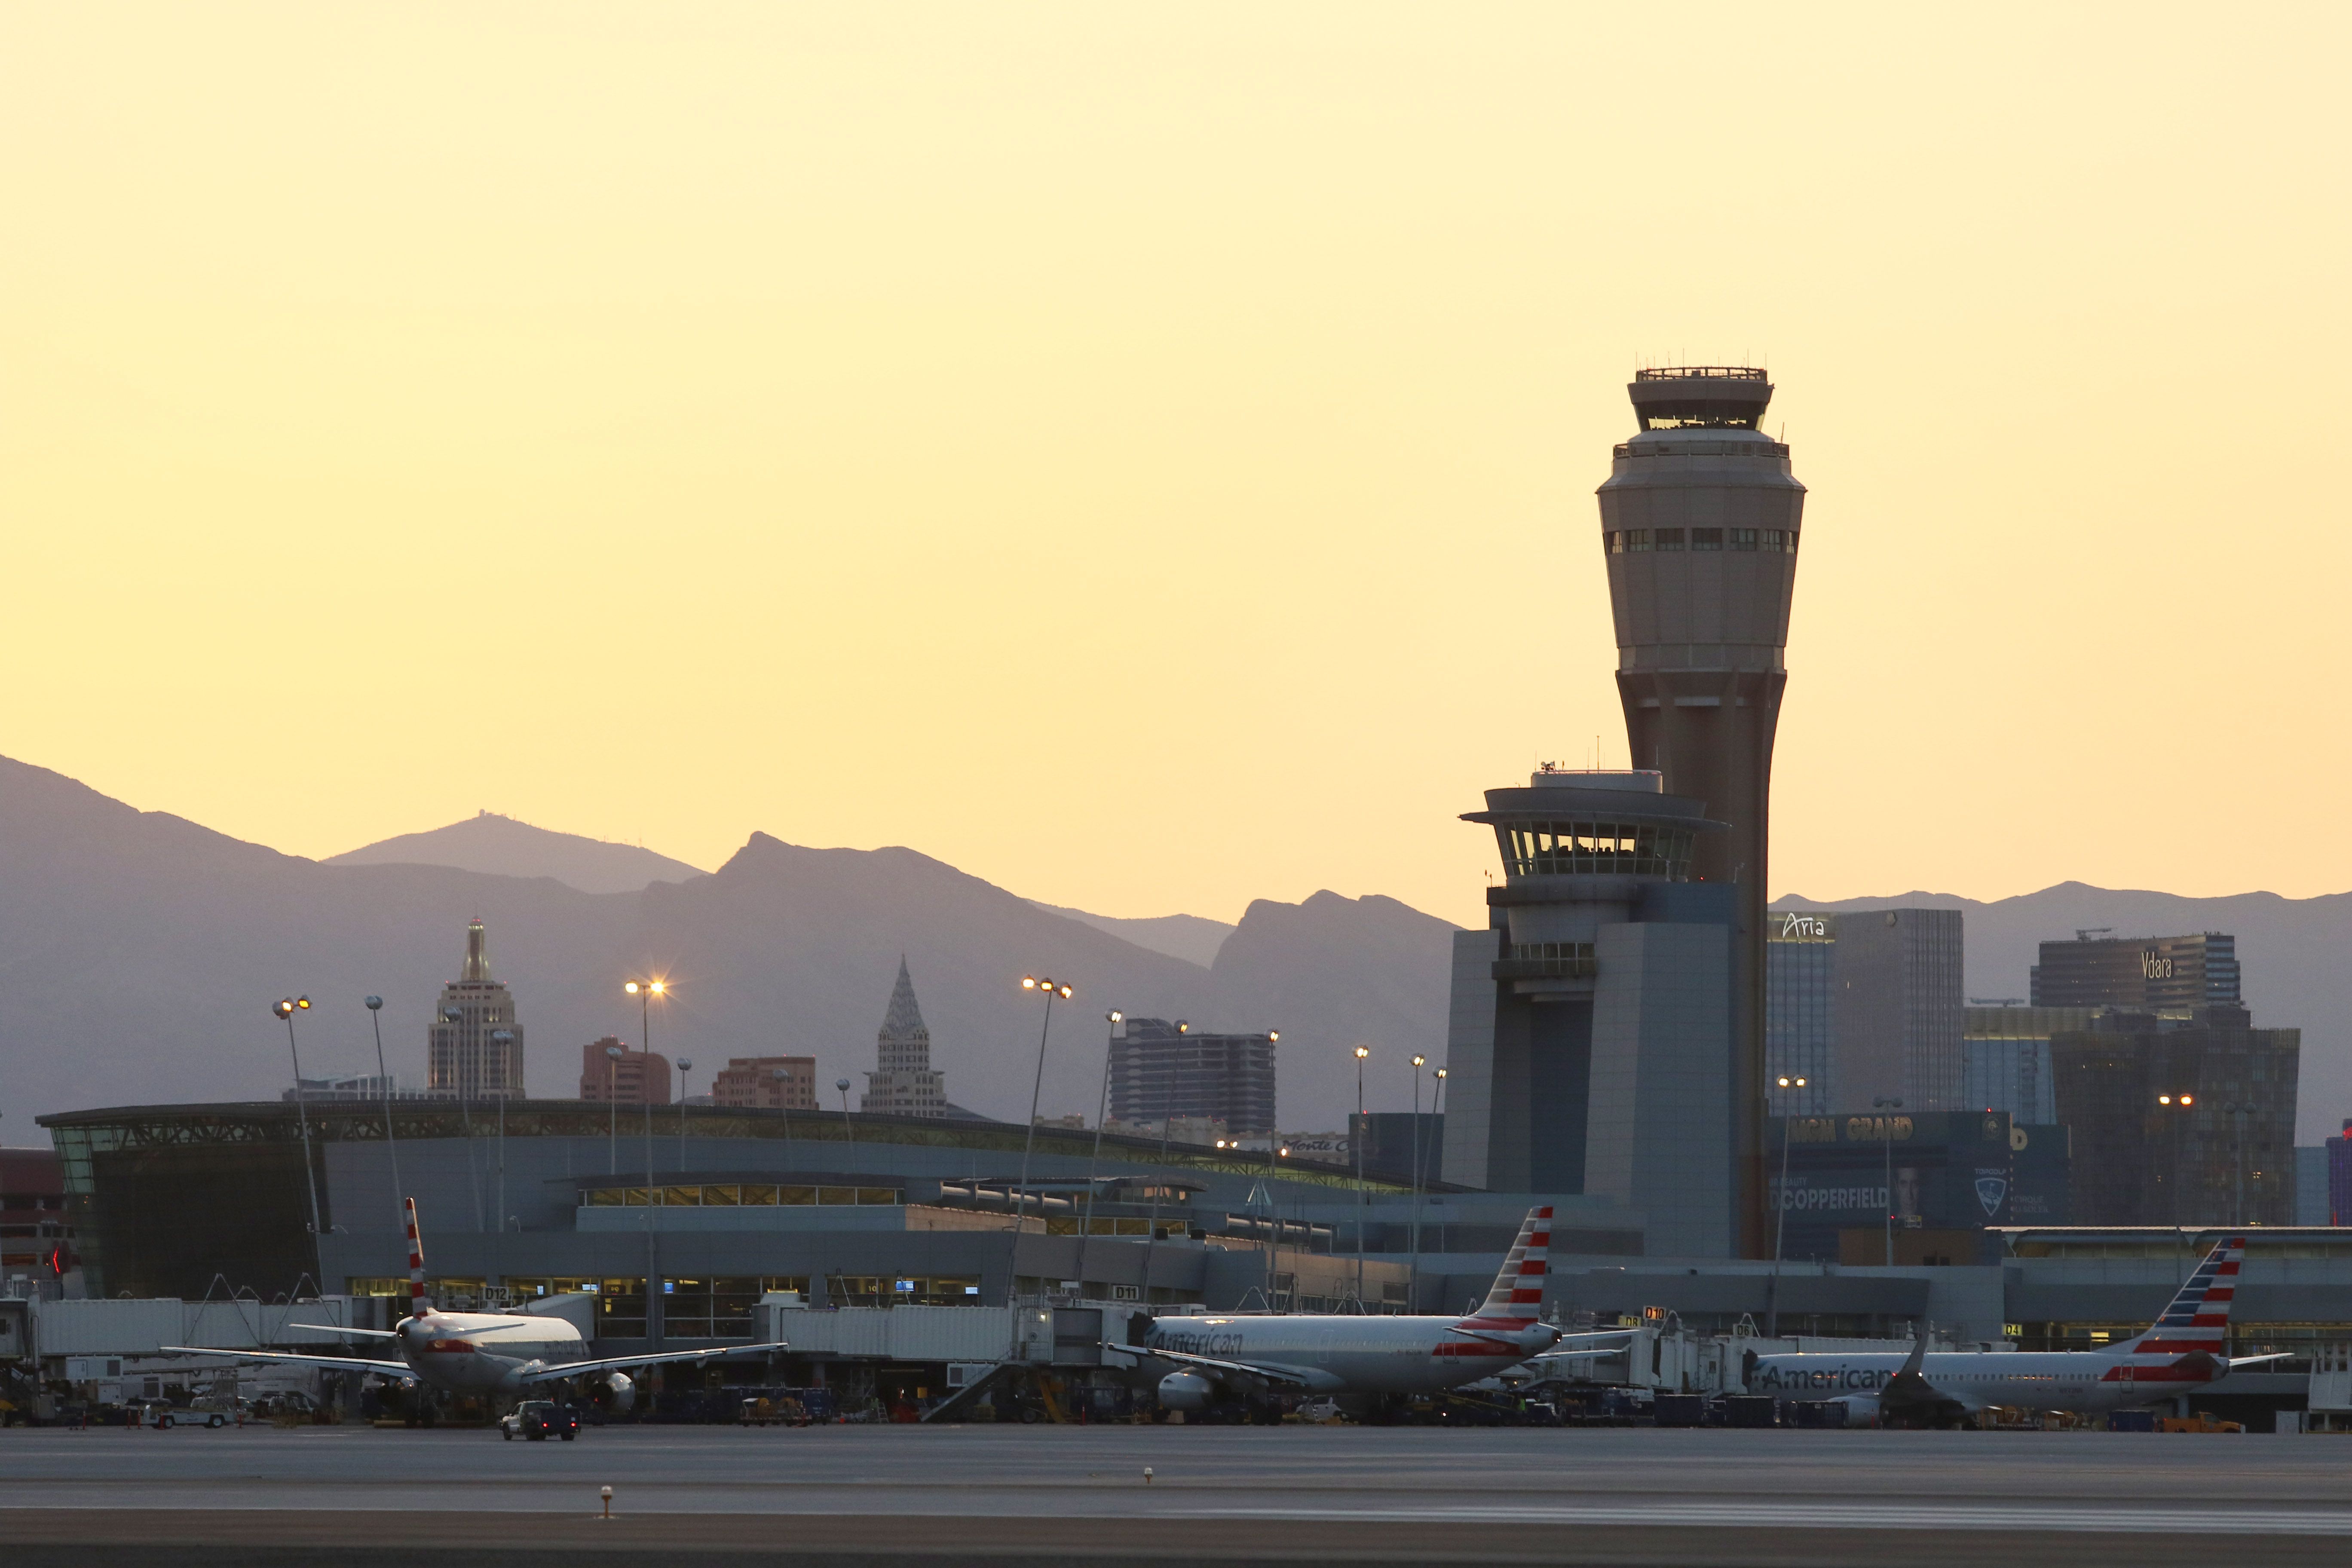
left=2, top=1424, right=2344, bottom=1565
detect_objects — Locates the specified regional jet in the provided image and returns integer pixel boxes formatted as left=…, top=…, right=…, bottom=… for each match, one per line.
left=166, top=1199, right=786, bottom=1413
left=1130, top=1205, right=1631, bottom=1420
left=1745, top=1233, right=2291, bottom=1427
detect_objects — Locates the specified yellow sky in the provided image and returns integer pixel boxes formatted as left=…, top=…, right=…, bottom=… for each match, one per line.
left=5, top=4, right=2347, bottom=929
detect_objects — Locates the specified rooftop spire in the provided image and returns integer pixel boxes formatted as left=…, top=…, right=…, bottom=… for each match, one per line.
left=459, top=917, right=491, bottom=982
left=879, top=955, right=928, bottom=1041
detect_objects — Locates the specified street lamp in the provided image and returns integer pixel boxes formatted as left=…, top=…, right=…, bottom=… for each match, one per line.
left=1008, top=976, right=1072, bottom=1308
left=1872, top=1097, right=1903, bottom=1267
left=1352, top=1045, right=1370, bottom=1308
left=1766, top=1074, right=1807, bottom=1338
left=274, top=998, right=326, bottom=1277
left=623, top=978, right=665, bottom=1348
left=2157, top=1092, right=2196, bottom=1231
left=2222, top=1101, right=2257, bottom=1224
left=772, top=1066, right=795, bottom=1171
left=836, top=1078, right=854, bottom=1160
left=1431, top=1068, right=1447, bottom=1256
left=491, top=1027, right=514, bottom=1277
left=363, top=996, right=402, bottom=1231
left=603, top=1041, right=628, bottom=1173
left=677, top=1057, right=693, bottom=1171
left=1408, top=1054, right=1427, bottom=1313
left=1075, top=1011, right=1123, bottom=1298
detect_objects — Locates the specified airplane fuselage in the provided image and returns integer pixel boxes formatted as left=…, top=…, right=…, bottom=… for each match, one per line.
left=1748, top=1348, right=2230, bottom=1416
left=395, top=1309, right=588, bottom=1396
left=1142, top=1314, right=1556, bottom=1398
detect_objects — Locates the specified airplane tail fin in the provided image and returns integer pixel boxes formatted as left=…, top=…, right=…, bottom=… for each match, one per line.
left=2114, top=1234, right=2243, bottom=1365
left=1459, top=1205, right=1551, bottom=1325
left=404, top=1197, right=429, bottom=1314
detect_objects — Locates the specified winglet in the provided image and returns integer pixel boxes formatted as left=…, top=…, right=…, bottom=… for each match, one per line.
left=404, top=1197, right=429, bottom=1314
left=1899, top=1327, right=1929, bottom=1378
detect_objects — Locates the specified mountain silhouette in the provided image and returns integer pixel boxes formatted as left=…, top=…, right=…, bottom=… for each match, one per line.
left=326, top=812, right=706, bottom=894
left=0, top=755, right=1456, bottom=1135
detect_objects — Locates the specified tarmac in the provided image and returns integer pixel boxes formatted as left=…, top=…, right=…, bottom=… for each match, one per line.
left=1, top=1422, right=2346, bottom=1565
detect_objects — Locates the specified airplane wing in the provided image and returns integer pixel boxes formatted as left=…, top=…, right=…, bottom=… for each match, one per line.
left=160, top=1346, right=418, bottom=1381
left=513, top=1341, right=792, bottom=1384
left=1143, top=1346, right=1320, bottom=1390
left=283, top=1323, right=401, bottom=1341
left=2220, top=1353, right=2298, bottom=1370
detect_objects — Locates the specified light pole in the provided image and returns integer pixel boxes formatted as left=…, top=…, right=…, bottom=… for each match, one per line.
left=605, top=1045, right=623, bottom=1175
left=363, top=996, right=402, bottom=1226
left=1075, top=1011, right=1122, bottom=1298
left=836, top=1078, right=855, bottom=1165
left=624, top=980, right=665, bottom=1344
left=1137, top=1020, right=1188, bottom=1311
left=491, top=1027, right=514, bottom=1283
left=1430, top=1068, right=1448, bottom=1258
left=1353, top=1045, right=1369, bottom=1308
left=275, top=998, right=326, bottom=1280
left=2158, top=1091, right=2197, bottom=1229
left=772, top=1066, right=795, bottom=1172
left=677, top=1057, right=693, bottom=1171
left=444, top=1005, right=486, bottom=1233
left=2222, top=1101, right=2255, bottom=1224
left=1765, top=1074, right=1807, bottom=1339
left=1008, top=976, right=1070, bottom=1307
left=1408, top=1054, right=1427, bottom=1314
left=1872, top=1097, right=1903, bottom=1267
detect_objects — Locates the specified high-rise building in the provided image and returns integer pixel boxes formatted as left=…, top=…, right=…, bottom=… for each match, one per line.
left=1108, top=1018, right=1277, bottom=1136
left=2031, top=931, right=2241, bottom=1011
left=2051, top=1010, right=2300, bottom=1227
left=2326, top=1119, right=2352, bottom=1227
left=426, top=918, right=525, bottom=1099
left=861, top=959, right=947, bottom=1119
left=1765, top=911, right=1836, bottom=1116
left=1597, top=366, right=1805, bottom=1256
left=1441, top=768, right=1739, bottom=1256
left=1831, top=908, right=1964, bottom=1114
left=578, top=1035, right=671, bottom=1105
left=711, top=1056, right=817, bottom=1111
left=1962, top=1006, right=2094, bottom=1124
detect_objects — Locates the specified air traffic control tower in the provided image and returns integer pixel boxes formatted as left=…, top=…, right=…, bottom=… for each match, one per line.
left=1596, top=366, right=1805, bottom=1257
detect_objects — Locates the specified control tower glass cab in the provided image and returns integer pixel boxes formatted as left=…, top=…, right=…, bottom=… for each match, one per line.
left=1596, top=366, right=1805, bottom=1256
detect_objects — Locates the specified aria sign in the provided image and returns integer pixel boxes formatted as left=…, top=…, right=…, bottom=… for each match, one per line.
left=1772, top=912, right=1836, bottom=943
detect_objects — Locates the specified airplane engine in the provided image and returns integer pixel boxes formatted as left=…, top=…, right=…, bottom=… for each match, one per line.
left=591, top=1372, right=637, bottom=1416
left=1157, top=1372, right=1215, bottom=1413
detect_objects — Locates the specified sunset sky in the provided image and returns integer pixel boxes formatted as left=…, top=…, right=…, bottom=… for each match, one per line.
left=5, top=5, right=2347, bottom=929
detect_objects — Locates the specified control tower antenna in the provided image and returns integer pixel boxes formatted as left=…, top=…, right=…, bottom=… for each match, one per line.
left=1596, top=364, right=1804, bottom=1259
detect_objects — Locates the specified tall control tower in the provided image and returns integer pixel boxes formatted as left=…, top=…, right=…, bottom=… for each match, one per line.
left=1596, top=367, right=1804, bottom=1257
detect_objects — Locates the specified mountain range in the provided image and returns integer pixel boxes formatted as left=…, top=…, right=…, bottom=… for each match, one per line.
left=1773, top=887, right=2352, bottom=1142
left=3, top=750, right=2343, bottom=1145
left=0, top=756, right=1457, bottom=1135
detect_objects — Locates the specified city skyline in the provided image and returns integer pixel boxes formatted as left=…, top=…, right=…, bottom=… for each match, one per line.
left=6, top=9, right=2350, bottom=936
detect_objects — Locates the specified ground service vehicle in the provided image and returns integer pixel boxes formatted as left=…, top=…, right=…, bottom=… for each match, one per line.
left=500, top=1400, right=579, bottom=1441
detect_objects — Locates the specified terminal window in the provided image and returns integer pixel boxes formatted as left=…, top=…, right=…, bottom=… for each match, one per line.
left=1654, top=528, right=1686, bottom=551
left=1731, top=528, right=1759, bottom=551
left=1607, top=530, right=1653, bottom=554
left=1692, top=528, right=1723, bottom=551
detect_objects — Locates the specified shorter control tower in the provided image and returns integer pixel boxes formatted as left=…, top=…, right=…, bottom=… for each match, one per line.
left=1440, top=768, right=1739, bottom=1257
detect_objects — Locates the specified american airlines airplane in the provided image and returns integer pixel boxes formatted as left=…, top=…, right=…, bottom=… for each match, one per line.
left=168, top=1199, right=787, bottom=1415
left=1746, top=1234, right=2289, bottom=1427
left=1133, top=1205, right=1629, bottom=1420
